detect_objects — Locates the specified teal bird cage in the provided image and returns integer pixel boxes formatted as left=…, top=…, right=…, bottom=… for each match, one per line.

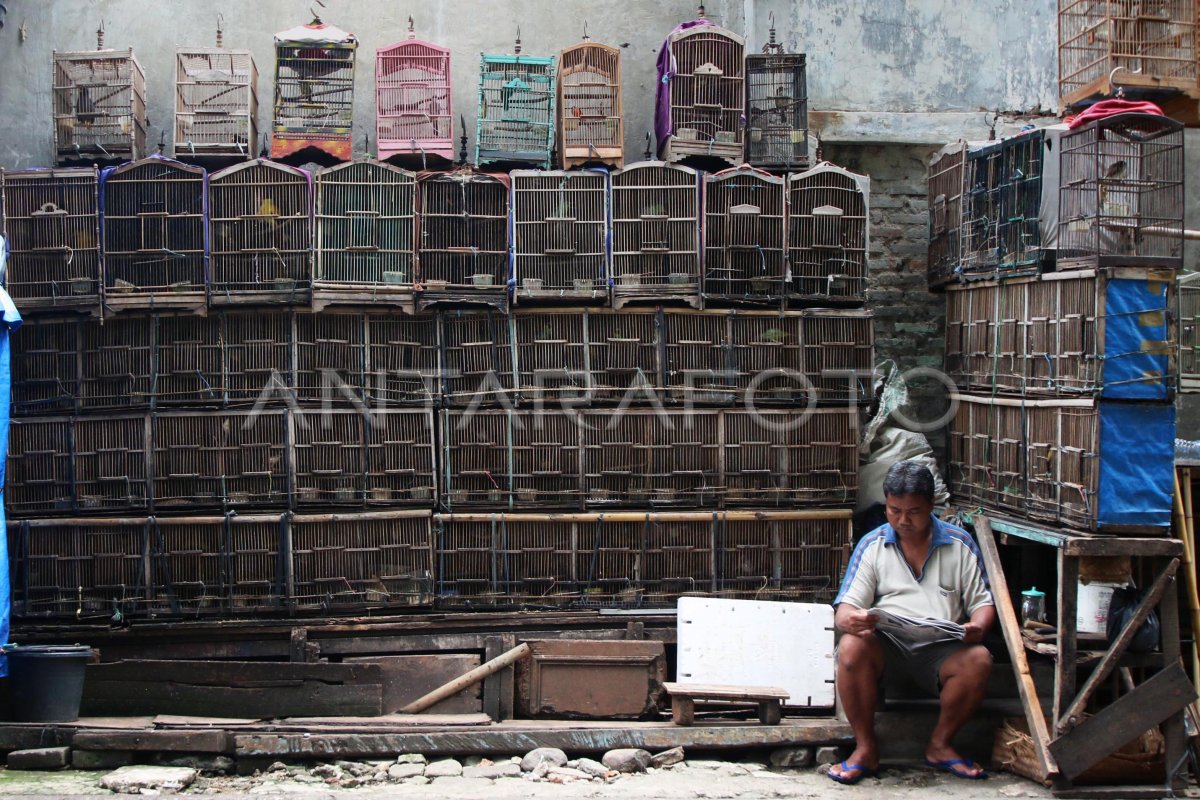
left=476, top=32, right=555, bottom=169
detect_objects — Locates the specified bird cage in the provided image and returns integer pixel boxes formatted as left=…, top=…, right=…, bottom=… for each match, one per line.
left=271, top=18, right=358, bottom=164
left=376, top=20, right=453, bottom=165
left=74, top=415, right=151, bottom=514
left=656, top=18, right=745, bottom=166
left=662, top=312, right=731, bottom=404
left=208, top=159, right=312, bottom=305
left=476, top=34, right=556, bottom=169
left=1058, top=113, right=1184, bottom=271
left=155, top=314, right=224, bottom=407
left=511, top=169, right=608, bottom=305
left=363, top=314, right=439, bottom=406
left=0, top=167, right=102, bottom=311
left=292, top=408, right=367, bottom=506
left=927, top=142, right=967, bottom=289
left=434, top=516, right=578, bottom=606
left=6, top=418, right=74, bottom=516
left=313, top=160, right=416, bottom=311
left=947, top=396, right=1026, bottom=516
left=53, top=24, right=147, bottom=164
left=364, top=409, right=437, bottom=505
left=1182, top=272, right=1200, bottom=392
left=723, top=409, right=858, bottom=507
left=998, top=128, right=1048, bottom=274
left=79, top=316, right=154, bottom=410
left=416, top=170, right=509, bottom=310
left=959, top=140, right=1003, bottom=278
left=11, top=318, right=81, bottom=416
left=745, top=18, right=808, bottom=171
left=221, top=310, right=293, bottom=405
left=1058, top=0, right=1198, bottom=107
left=610, top=161, right=702, bottom=309
left=703, top=166, right=787, bottom=305
left=174, top=21, right=258, bottom=161
left=716, top=515, right=852, bottom=602
left=101, top=156, right=208, bottom=314
left=293, top=312, right=365, bottom=405
left=513, top=313, right=588, bottom=404
left=787, top=163, right=870, bottom=305
left=439, top=309, right=516, bottom=406
left=557, top=36, right=623, bottom=169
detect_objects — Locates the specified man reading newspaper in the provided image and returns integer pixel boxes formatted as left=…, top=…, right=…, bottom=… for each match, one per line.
left=828, top=461, right=995, bottom=785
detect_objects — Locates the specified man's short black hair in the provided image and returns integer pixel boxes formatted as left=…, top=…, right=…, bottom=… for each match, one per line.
left=882, top=460, right=935, bottom=504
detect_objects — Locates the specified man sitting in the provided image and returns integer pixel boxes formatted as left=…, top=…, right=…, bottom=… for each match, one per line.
left=829, top=460, right=995, bottom=784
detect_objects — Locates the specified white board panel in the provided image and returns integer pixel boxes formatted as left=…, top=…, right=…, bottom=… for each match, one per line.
left=675, top=597, right=836, bottom=708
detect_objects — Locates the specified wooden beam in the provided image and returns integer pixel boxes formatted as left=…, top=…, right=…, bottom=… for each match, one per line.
left=1054, top=551, right=1079, bottom=728
left=974, top=516, right=1060, bottom=780
left=72, top=729, right=232, bottom=754
left=1048, top=663, right=1197, bottom=782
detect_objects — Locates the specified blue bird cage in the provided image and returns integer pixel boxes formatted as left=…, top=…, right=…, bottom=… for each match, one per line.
left=476, top=32, right=556, bottom=169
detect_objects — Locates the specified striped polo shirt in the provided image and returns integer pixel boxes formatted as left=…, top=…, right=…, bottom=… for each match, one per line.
left=834, top=516, right=993, bottom=623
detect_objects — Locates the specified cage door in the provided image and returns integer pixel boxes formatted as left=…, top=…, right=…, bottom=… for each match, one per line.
left=347, top=210, right=380, bottom=251
left=545, top=216, right=577, bottom=254
left=728, top=203, right=761, bottom=249
left=638, top=213, right=669, bottom=252
left=812, top=204, right=844, bottom=249
left=693, top=63, right=723, bottom=109
left=139, top=201, right=169, bottom=252
left=30, top=203, right=70, bottom=250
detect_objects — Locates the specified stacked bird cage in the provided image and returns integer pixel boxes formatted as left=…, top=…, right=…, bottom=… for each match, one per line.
left=998, top=128, right=1048, bottom=274
left=557, top=35, right=623, bottom=169
left=439, top=309, right=515, bottom=406
left=927, top=141, right=968, bottom=289
left=53, top=24, right=147, bottom=164
left=415, top=170, right=509, bottom=310
left=1, top=167, right=102, bottom=312
left=787, top=163, right=870, bottom=304
left=79, top=316, right=154, bottom=410
left=511, top=169, right=608, bottom=305
left=656, top=17, right=745, bottom=166
left=1058, top=113, right=1184, bottom=270
left=1181, top=272, right=1200, bottom=392
left=610, top=161, right=702, bottom=309
left=702, top=166, right=787, bottom=305
left=476, top=35, right=556, bottom=169
left=294, top=312, right=366, bottom=404
left=959, top=140, right=1003, bottom=279
left=6, top=418, right=74, bottom=516
left=10, top=317, right=82, bottom=416
left=313, top=160, right=416, bottom=311
left=155, top=314, right=224, bottom=407
left=376, top=20, right=454, bottom=165
left=744, top=17, right=808, bottom=171
left=222, top=310, right=293, bottom=404
left=363, top=314, right=440, bottom=406
left=271, top=18, right=358, bottom=164
left=101, top=156, right=208, bottom=314
left=208, top=159, right=312, bottom=305
left=173, top=21, right=258, bottom=162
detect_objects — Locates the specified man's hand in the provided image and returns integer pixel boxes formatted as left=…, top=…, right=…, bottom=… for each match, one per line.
left=836, top=605, right=878, bottom=637
left=962, top=621, right=986, bottom=643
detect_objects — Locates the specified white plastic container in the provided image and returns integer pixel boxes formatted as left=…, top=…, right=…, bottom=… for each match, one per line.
left=1077, top=581, right=1123, bottom=635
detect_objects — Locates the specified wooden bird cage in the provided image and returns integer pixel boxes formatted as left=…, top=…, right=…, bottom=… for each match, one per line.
left=1181, top=271, right=1200, bottom=392
left=208, top=158, right=312, bottom=305
left=787, top=163, right=870, bottom=305
left=745, top=19, right=807, bottom=171
left=557, top=37, right=623, bottom=169
left=293, top=312, right=367, bottom=405
left=0, top=167, right=102, bottom=312
left=174, top=22, right=258, bottom=162
left=415, top=170, right=509, bottom=310
left=439, top=309, right=515, bottom=406
left=927, top=141, right=968, bottom=289
left=11, top=317, right=82, bottom=416
left=657, top=20, right=745, bottom=166
left=376, top=22, right=453, bottom=165
left=314, top=159, right=416, bottom=311
left=1058, top=0, right=1198, bottom=108
left=101, top=156, right=208, bottom=314
left=610, top=161, right=702, bottom=310
left=364, top=314, right=440, bottom=407
left=476, top=35, right=556, bottom=169
left=222, top=310, right=293, bottom=405
left=79, top=316, right=153, bottom=411
left=703, top=166, right=787, bottom=305
left=53, top=25, right=147, bottom=164
left=511, top=169, right=608, bottom=305
left=271, top=19, right=358, bottom=164
left=959, top=140, right=1003, bottom=278
left=155, top=314, right=224, bottom=407
left=6, top=418, right=74, bottom=517
left=1058, top=113, right=1184, bottom=271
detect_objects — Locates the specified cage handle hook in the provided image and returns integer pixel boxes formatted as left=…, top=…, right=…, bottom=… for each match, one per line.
left=215, top=13, right=224, bottom=48
left=96, top=19, right=104, bottom=50
left=763, top=11, right=782, bottom=52
left=407, top=15, right=415, bottom=37
left=310, top=6, right=323, bottom=24
left=984, top=110, right=998, bottom=141
left=582, top=20, right=589, bottom=41
left=698, top=4, right=706, bottom=19
left=1108, top=66, right=1140, bottom=99
left=514, top=26, right=522, bottom=55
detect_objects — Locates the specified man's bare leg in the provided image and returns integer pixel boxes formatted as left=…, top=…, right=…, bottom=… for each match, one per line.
left=831, top=634, right=885, bottom=781
left=925, top=644, right=992, bottom=777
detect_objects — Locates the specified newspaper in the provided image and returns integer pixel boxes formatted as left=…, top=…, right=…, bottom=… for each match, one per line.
left=867, top=608, right=965, bottom=644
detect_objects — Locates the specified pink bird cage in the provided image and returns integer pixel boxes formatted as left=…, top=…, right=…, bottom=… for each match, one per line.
left=376, top=18, right=453, bottom=166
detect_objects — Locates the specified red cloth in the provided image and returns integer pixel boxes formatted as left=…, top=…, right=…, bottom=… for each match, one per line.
left=1068, top=99, right=1165, bottom=128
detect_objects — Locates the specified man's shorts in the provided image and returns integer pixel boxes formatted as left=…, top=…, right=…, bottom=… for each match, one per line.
left=877, top=631, right=973, bottom=697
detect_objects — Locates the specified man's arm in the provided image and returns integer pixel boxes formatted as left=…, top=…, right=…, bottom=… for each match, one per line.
left=835, top=603, right=878, bottom=637
left=961, top=604, right=996, bottom=644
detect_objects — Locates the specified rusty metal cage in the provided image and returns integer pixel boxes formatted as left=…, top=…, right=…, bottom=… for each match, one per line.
left=314, top=160, right=416, bottom=310
left=376, top=27, right=454, bottom=164
left=271, top=20, right=358, bottom=164
left=610, top=162, right=702, bottom=309
left=787, top=163, right=870, bottom=304
left=209, top=159, right=312, bottom=304
left=1058, top=113, right=1184, bottom=270
left=7, top=419, right=74, bottom=517
left=73, top=415, right=150, bottom=514
left=295, top=312, right=366, bottom=405
left=11, top=318, right=81, bottom=416
left=723, top=409, right=858, bottom=507
left=173, top=35, right=259, bottom=161
left=1, top=167, right=102, bottom=311
left=703, top=166, right=787, bottom=304
left=152, top=410, right=287, bottom=510
left=511, top=169, right=608, bottom=304
left=658, top=23, right=745, bottom=166
left=101, top=156, right=208, bottom=313
left=53, top=35, right=147, bottom=164
left=290, top=511, right=434, bottom=611
left=476, top=42, right=556, bottom=169
left=222, top=310, right=293, bottom=405
left=1059, top=0, right=1198, bottom=107
left=745, top=25, right=807, bottom=171
left=439, top=309, right=516, bottom=406
left=927, top=142, right=968, bottom=289
left=416, top=170, right=509, bottom=309
left=155, top=314, right=223, bottom=407
left=80, top=316, right=153, bottom=410
left=364, top=314, right=439, bottom=406
left=557, top=39, right=623, bottom=169
left=1181, top=271, right=1200, bottom=391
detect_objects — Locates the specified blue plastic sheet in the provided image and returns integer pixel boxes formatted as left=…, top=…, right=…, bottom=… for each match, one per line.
left=1098, top=401, right=1175, bottom=528
left=0, top=237, right=25, bottom=675
left=1103, top=274, right=1172, bottom=400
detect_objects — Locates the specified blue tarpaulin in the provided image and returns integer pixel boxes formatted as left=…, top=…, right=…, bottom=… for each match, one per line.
left=1098, top=401, right=1175, bottom=528
left=1103, top=274, right=1172, bottom=400
left=0, top=237, right=24, bottom=676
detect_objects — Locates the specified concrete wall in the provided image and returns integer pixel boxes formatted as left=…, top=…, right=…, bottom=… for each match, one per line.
left=0, top=0, right=1060, bottom=169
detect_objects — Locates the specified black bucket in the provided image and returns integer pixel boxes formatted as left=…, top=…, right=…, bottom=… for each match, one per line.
left=6, top=645, right=92, bottom=722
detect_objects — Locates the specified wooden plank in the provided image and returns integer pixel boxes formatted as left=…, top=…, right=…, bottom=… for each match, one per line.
left=277, top=713, right=491, bottom=728
left=1157, top=564, right=1188, bottom=791
left=663, top=682, right=790, bottom=701
left=0, top=726, right=74, bottom=751
left=73, top=729, right=232, bottom=753
left=969, top=513, right=1183, bottom=557
left=1054, top=551, right=1079, bottom=727
left=1048, top=663, right=1197, bottom=782
left=84, top=660, right=382, bottom=686
left=153, top=715, right=261, bottom=728
left=344, top=654, right=482, bottom=715
left=1053, top=786, right=1184, bottom=800
left=974, top=516, right=1060, bottom=779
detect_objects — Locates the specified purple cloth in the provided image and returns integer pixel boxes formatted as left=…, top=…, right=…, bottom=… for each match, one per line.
left=655, top=19, right=714, bottom=158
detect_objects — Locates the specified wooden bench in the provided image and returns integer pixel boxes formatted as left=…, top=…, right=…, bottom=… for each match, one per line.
left=662, top=682, right=789, bottom=726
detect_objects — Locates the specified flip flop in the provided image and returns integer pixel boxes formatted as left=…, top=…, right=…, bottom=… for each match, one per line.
left=925, top=757, right=988, bottom=780
left=828, top=760, right=877, bottom=785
